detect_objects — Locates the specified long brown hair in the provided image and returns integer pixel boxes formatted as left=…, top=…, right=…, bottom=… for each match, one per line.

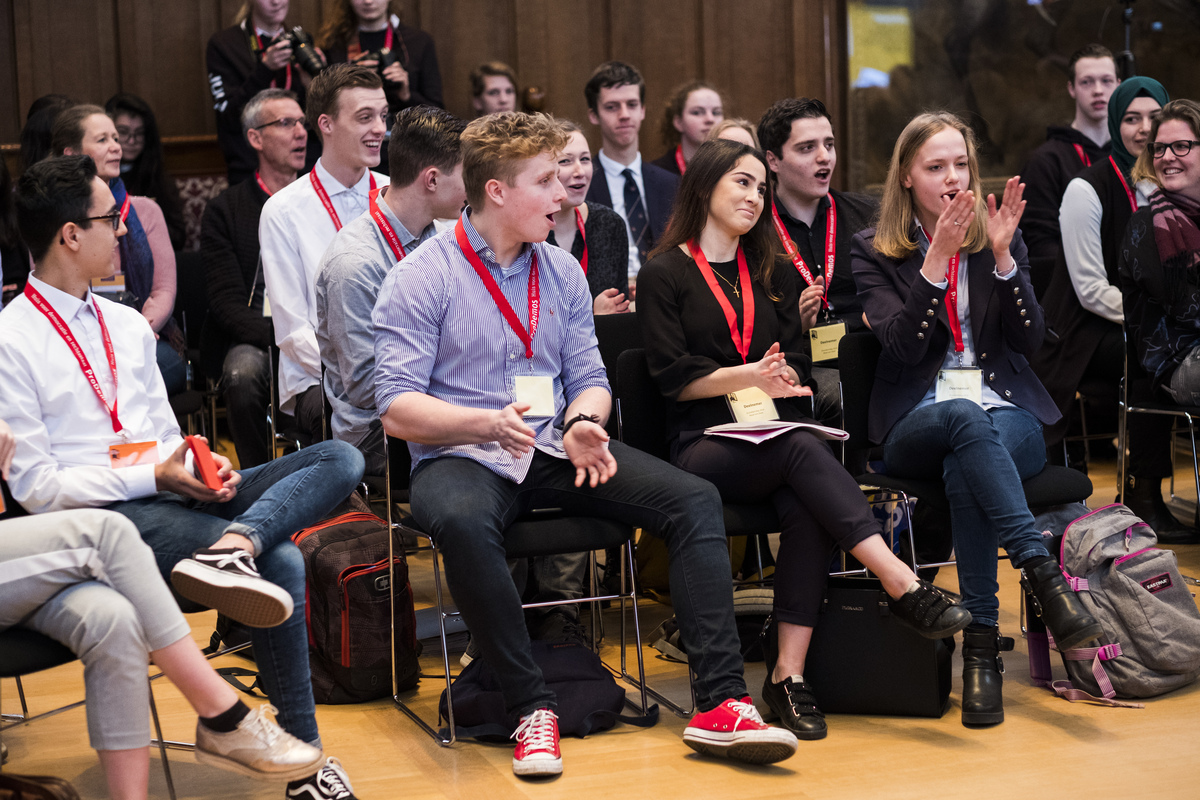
left=1132, top=99, right=1200, bottom=187
left=318, top=0, right=404, bottom=50
left=659, top=80, right=725, bottom=150
left=649, top=139, right=780, bottom=295
left=874, top=111, right=989, bottom=260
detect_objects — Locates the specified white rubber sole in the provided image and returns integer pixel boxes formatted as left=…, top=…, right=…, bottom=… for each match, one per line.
left=682, top=727, right=798, bottom=765
left=512, top=754, right=563, bottom=777
left=171, top=559, right=293, bottom=628
left=194, top=743, right=324, bottom=782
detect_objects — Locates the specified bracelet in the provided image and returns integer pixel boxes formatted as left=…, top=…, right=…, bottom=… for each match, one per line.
left=562, top=413, right=601, bottom=437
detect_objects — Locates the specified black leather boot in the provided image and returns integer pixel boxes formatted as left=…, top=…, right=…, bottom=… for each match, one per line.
left=960, top=624, right=1014, bottom=726
left=1020, top=555, right=1104, bottom=652
left=1121, top=474, right=1200, bottom=545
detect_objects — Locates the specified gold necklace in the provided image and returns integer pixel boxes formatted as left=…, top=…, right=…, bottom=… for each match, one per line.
left=710, top=265, right=740, bottom=297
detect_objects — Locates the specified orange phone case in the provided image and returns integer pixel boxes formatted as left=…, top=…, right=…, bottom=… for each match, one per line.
left=186, top=436, right=224, bottom=491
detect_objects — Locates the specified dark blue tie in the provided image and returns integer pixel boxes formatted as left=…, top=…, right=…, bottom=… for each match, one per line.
left=622, top=168, right=650, bottom=264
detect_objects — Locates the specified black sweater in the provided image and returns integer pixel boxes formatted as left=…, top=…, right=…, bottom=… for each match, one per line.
left=323, top=23, right=443, bottom=112
left=637, top=247, right=813, bottom=451
left=546, top=203, right=629, bottom=299
left=199, top=179, right=273, bottom=353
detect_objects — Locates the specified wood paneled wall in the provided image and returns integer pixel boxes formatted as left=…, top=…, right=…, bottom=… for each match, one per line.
left=1, top=0, right=847, bottom=179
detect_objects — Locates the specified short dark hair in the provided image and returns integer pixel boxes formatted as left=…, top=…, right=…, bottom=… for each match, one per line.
left=1068, top=44, right=1115, bottom=83
left=16, top=155, right=99, bottom=262
left=304, top=63, right=384, bottom=137
left=388, top=106, right=467, bottom=188
left=756, top=98, right=833, bottom=160
left=470, top=61, right=518, bottom=99
left=584, top=61, right=645, bottom=112
left=20, top=94, right=74, bottom=169
left=50, top=104, right=107, bottom=156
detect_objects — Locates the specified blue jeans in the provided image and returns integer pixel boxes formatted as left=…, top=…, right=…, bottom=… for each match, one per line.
left=882, top=400, right=1049, bottom=627
left=410, top=443, right=747, bottom=721
left=156, top=338, right=187, bottom=396
left=106, top=440, right=365, bottom=744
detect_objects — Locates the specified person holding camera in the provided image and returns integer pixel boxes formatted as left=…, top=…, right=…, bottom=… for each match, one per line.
left=317, top=0, right=443, bottom=120
left=207, top=0, right=322, bottom=185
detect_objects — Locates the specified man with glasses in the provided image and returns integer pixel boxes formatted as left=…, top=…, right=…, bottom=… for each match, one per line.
left=1019, top=44, right=1119, bottom=299
left=0, top=154, right=369, bottom=800
left=201, top=88, right=308, bottom=468
left=260, top=64, right=388, bottom=445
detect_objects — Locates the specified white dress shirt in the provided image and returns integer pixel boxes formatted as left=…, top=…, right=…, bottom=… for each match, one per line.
left=259, top=158, right=386, bottom=411
left=0, top=274, right=186, bottom=513
left=597, top=149, right=647, bottom=281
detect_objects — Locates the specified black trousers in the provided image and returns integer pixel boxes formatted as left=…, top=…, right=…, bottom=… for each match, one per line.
left=675, top=429, right=880, bottom=627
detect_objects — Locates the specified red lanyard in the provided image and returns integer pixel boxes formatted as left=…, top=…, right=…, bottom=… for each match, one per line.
left=254, top=172, right=273, bottom=197
left=574, top=207, right=588, bottom=274
left=348, top=25, right=394, bottom=62
left=945, top=251, right=965, bottom=353
left=771, top=196, right=836, bottom=310
left=253, top=30, right=293, bottom=90
left=1110, top=156, right=1137, bottom=212
left=118, top=194, right=131, bottom=224
left=310, top=168, right=377, bottom=231
left=456, top=218, right=539, bottom=359
left=1073, top=144, right=1092, bottom=168
left=674, top=145, right=687, bottom=175
left=687, top=240, right=755, bottom=363
left=24, top=283, right=123, bottom=434
left=369, top=187, right=407, bottom=261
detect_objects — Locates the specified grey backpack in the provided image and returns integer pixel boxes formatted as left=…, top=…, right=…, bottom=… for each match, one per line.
left=1027, top=504, right=1200, bottom=706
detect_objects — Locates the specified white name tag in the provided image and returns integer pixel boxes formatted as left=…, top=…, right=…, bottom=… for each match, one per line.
left=262, top=288, right=272, bottom=319
left=726, top=386, right=780, bottom=423
left=515, top=375, right=556, bottom=417
left=810, top=321, right=847, bottom=362
left=935, top=368, right=983, bottom=405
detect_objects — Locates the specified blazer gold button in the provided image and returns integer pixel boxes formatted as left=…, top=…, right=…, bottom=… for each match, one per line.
left=921, top=321, right=929, bottom=329
left=926, top=309, right=935, bottom=317
left=917, top=332, right=925, bottom=340
left=1013, top=286, right=1020, bottom=295
left=1024, top=320, right=1031, bottom=327
left=980, top=353, right=987, bottom=360
left=1020, top=309, right=1027, bottom=317
left=1016, top=299, right=1023, bottom=306
left=988, top=373, right=995, bottom=381
left=932, top=298, right=939, bottom=305
left=1004, top=389, right=1013, bottom=398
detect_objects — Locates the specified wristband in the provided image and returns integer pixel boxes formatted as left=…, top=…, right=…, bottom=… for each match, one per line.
left=562, top=413, right=601, bottom=437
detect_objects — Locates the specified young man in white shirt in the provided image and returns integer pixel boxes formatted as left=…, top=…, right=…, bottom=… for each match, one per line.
left=373, top=113, right=797, bottom=778
left=583, top=61, right=679, bottom=294
left=259, top=62, right=388, bottom=442
left=2, top=155, right=368, bottom=800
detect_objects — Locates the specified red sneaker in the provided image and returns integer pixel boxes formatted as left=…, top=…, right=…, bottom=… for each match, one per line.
left=511, top=708, right=562, bottom=777
left=683, top=697, right=798, bottom=764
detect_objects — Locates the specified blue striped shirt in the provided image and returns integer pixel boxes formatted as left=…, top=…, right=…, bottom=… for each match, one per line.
left=372, top=210, right=609, bottom=481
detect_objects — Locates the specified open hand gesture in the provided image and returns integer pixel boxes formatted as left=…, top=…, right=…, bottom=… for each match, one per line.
left=564, top=420, right=618, bottom=488
left=986, top=176, right=1027, bottom=260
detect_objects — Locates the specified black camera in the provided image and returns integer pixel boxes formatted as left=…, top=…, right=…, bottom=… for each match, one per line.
left=282, top=26, right=326, bottom=77
left=359, top=47, right=400, bottom=79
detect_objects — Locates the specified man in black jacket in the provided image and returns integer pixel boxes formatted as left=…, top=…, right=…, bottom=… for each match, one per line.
left=200, top=89, right=307, bottom=468
left=1018, top=44, right=1119, bottom=299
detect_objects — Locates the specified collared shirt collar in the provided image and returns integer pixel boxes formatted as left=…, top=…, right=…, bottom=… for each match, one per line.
left=775, top=192, right=831, bottom=229
left=376, top=186, right=423, bottom=248
left=460, top=208, right=534, bottom=278
left=314, top=157, right=374, bottom=198
left=26, top=273, right=93, bottom=324
left=598, top=149, right=642, bottom=181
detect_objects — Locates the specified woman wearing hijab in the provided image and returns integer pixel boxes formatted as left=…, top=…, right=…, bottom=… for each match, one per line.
left=1031, top=77, right=1195, bottom=543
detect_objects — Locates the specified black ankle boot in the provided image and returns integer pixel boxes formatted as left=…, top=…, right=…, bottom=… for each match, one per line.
left=1020, top=555, right=1103, bottom=652
left=961, top=624, right=1014, bottom=726
left=1121, top=474, right=1200, bottom=545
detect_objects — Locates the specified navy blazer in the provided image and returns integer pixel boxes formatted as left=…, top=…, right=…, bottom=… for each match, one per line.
left=849, top=227, right=1060, bottom=444
left=586, top=159, right=680, bottom=249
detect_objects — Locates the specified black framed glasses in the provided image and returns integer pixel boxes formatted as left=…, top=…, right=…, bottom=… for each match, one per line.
left=77, top=212, right=122, bottom=231
left=1151, top=139, right=1200, bottom=158
left=253, top=116, right=306, bottom=131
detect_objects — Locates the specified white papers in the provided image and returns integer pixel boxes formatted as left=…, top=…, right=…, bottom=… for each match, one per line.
left=703, top=419, right=849, bottom=445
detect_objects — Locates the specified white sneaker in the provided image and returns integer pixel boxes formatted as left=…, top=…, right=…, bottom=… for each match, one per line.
left=286, top=757, right=357, bottom=799
left=194, top=704, right=324, bottom=781
left=511, top=708, right=562, bottom=777
left=171, top=548, right=293, bottom=628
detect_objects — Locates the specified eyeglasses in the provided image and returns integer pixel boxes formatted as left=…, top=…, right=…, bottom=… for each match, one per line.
left=1151, top=139, right=1200, bottom=159
left=116, top=128, right=145, bottom=144
left=77, top=212, right=122, bottom=231
left=253, top=117, right=306, bottom=131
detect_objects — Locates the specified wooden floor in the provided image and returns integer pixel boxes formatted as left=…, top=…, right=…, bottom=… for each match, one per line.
left=4, top=456, right=1200, bottom=799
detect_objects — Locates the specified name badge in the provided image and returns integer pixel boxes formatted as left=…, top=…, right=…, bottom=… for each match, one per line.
left=810, top=321, right=847, bottom=362
left=935, top=368, right=983, bottom=405
left=109, top=441, right=160, bottom=469
left=91, top=273, right=126, bottom=294
left=262, top=288, right=273, bottom=319
left=515, top=375, right=556, bottom=417
left=726, top=386, right=780, bottom=423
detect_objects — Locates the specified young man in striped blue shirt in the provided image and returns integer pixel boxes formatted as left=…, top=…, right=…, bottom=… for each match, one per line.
left=372, top=112, right=797, bottom=777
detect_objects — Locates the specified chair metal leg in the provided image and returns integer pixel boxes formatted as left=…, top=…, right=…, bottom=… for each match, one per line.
left=1, top=674, right=86, bottom=731
left=148, top=680, right=178, bottom=800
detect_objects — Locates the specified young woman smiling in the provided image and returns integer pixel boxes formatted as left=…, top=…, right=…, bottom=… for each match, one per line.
left=638, top=139, right=970, bottom=740
left=850, top=112, right=1103, bottom=726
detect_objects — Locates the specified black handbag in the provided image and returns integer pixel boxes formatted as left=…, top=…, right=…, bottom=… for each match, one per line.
left=768, top=577, right=952, bottom=718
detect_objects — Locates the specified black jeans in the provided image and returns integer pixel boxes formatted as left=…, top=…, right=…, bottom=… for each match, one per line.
left=675, top=429, right=878, bottom=627
left=409, top=443, right=747, bottom=720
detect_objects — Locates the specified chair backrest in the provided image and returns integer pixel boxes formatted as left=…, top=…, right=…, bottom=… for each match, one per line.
left=614, top=348, right=670, bottom=461
left=837, top=331, right=882, bottom=456
left=593, top=312, right=643, bottom=437
left=172, top=250, right=208, bottom=352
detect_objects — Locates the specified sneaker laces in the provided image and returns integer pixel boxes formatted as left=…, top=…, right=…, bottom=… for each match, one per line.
left=317, top=758, right=353, bottom=799
left=726, top=699, right=765, bottom=729
left=512, top=708, right=558, bottom=752
left=241, top=704, right=285, bottom=745
left=206, top=549, right=260, bottom=575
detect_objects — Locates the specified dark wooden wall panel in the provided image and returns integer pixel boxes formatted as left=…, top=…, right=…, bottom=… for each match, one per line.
left=512, top=0, right=609, bottom=132
left=0, top=0, right=19, bottom=143
left=419, top=0, right=517, bottom=122
left=701, top=0, right=794, bottom=133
